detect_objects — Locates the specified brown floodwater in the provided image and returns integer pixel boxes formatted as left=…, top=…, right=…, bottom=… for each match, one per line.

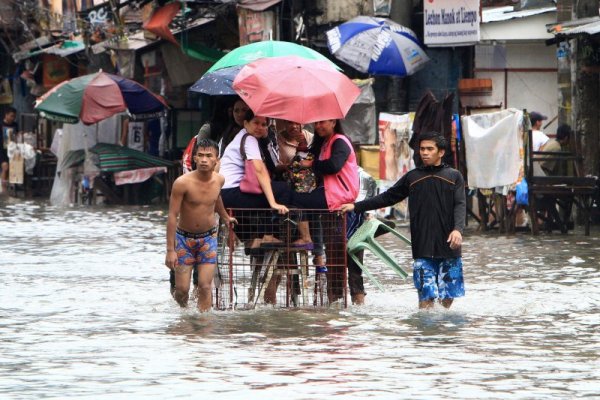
left=1, top=197, right=599, bottom=399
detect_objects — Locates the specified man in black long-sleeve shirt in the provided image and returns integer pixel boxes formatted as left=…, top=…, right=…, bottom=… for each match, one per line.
left=341, top=132, right=466, bottom=309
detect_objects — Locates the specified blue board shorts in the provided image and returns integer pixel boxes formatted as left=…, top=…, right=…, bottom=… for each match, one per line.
left=413, top=257, right=465, bottom=301
left=174, top=226, right=218, bottom=270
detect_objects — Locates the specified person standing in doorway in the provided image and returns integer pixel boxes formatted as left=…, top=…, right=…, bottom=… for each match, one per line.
left=120, top=116, right=147, bottom=152
left=529, top=111, right=549, bottom=151
left=1, top=107, right=18, bottom=190
left=165, top=138, right=236, bottom=312
left=341, top=131, right=466, bottom=309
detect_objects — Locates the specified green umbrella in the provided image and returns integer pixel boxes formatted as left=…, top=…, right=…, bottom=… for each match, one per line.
left=62, top=143, right=175, bottom=173
left=206, top=40, right=339, bottom=73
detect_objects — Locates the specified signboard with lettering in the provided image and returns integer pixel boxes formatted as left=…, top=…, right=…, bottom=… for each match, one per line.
left=424, top=0, right=480, bottom=47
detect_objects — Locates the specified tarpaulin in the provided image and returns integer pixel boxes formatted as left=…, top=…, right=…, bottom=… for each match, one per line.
left=461, top=108, right=523, bottom=189
left=238, top=0, right=282, bottom=11
left=339, top=79, right=376, bottom=145
left=143, top=2, right=181, bottom=47
left=114, top=166, right=167, bottom=186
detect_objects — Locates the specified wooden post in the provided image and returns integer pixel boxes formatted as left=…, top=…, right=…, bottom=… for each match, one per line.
left=572, top=0, right=600, bottom=177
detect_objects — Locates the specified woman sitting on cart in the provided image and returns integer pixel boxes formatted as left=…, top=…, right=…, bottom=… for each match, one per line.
left=219, top=110, right=293, bottom=248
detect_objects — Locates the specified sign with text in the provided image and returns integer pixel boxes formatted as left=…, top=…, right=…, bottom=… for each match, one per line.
left=424, top=0, right=480, bottom=47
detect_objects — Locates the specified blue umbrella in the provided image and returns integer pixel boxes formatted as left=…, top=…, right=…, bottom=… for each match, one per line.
left=326, top=16, right=429, bottom=76
left=188, top=66, right=240, bottom=95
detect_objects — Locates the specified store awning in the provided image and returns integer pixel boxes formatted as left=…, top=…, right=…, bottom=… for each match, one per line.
left=105, top=17, right=215, bottom=52
left=480, top=7, right=556, bottom=41
left=482, top=6, right=556, bottom=23
left=547, top=16, right=600, bottom=36
left=13, top=40, right=85, bottom=63
left=182, top=43, right=226, bottom=63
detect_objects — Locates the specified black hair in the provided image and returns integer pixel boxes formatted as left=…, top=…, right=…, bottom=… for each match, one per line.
left=5, top=106, right=16, bottom=115
left=206, top=97, right=238, bottom=142
left=194, top=138, right=219, bottom=155
left=243, top=108, right=255, bottom=123
left=418, top=131, right=447, bottom=151
left=309, top=119, right=346, bottom=157
left=241, top=109, right=271, bottom=125
left=556, top=124, right=572, bottom=141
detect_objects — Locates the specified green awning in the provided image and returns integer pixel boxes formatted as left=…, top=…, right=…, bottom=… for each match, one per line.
left=182, top=42, right=226, bottom=63
left=62, top=143, right=175, bottom=173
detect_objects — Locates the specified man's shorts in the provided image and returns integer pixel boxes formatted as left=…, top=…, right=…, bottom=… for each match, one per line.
left=174, top=226, right=218, bottom=270
left=413, top=257, right=465, bottom=301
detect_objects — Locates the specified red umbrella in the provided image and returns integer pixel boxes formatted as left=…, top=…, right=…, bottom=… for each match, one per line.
left=232, top=55, right=360, bottom=124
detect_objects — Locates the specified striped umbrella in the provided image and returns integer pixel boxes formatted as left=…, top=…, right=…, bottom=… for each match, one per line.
left=326, top=16, right=429, bottom=76
left=62, top=143, right=175, bottom=173
left=35, top=71, right=168, bottom=125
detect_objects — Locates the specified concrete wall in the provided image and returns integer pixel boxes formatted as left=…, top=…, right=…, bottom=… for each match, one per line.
left=407, top=46, right=471, bottom=113
left=474, top=42, right=558, bottom=133
left=315, top=0, right=374, bottom=23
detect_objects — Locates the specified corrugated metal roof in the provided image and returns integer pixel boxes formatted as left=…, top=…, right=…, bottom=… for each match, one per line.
left=548, top=16, right=600, bottom=36
left=12, top=40, right=85, bottom=62
left=482, top=6, right=556, bottom=23
left=104, top=17, right=215, bottom=52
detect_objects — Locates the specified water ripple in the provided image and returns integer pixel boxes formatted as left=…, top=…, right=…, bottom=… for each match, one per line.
left=1, top=199, right=600, bottom=399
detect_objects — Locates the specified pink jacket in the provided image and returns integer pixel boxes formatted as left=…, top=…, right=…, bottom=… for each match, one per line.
left=320, top=134, right=359, bottom=210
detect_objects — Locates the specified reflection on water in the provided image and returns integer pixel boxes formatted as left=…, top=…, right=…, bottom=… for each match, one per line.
left=1, top=198, right=600, bottom=399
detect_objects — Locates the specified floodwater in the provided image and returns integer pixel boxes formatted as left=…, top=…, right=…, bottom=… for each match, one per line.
left=1, top=197, right=599, bottom=399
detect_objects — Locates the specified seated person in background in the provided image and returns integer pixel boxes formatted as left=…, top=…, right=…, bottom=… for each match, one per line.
left=535, top=124, right=574, bottom=232
left=539, top=124, right=572, bottom=176
left=529, top=111, right=549, bottom=151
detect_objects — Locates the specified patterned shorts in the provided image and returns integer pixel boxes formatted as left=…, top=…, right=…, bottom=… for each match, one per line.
left=413, top=258, right=465, bottom=301
left=174, top=227, right=218, bottom=270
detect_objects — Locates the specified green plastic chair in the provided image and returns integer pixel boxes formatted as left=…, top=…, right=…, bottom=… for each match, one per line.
left=346, top=218, right=411, bottom=291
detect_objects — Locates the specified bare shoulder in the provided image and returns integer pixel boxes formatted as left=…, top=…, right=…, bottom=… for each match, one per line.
left=214, top=172, right=225, bottom=187
left=173, top=172, right=193, bottom=188
left=174, top=172, right=191, bottom=184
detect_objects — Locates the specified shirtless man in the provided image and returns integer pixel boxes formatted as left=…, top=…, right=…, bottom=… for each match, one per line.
left=165, top=138, right=236, bottom=311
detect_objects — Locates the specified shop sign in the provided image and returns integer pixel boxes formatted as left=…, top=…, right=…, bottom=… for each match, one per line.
left=424, top=0, right=480, bottom=46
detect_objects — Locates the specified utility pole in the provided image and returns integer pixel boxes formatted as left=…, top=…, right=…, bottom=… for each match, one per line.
left=572, top=0, right=600, bottom=176
left=387, top=0, right=413, bottom=112
left=556, top=0, right=572, bottom=128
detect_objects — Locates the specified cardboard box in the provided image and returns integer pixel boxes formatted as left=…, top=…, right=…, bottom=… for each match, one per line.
left=359, top=145, right=380, bottom=179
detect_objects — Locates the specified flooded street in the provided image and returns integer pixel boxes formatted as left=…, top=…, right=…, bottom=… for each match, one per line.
left=1, top=197, right=599, bottom=399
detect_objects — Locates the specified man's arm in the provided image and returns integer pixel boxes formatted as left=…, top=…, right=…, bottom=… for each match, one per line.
left=216, top=194, right=237, bottom=227
left=448, top=171, right=466, bottom=250
left=120, top=119, right=129, bottom=146
left=353, top=174, right=410, bottom=213
left=165, top=179, right=185, bottom=269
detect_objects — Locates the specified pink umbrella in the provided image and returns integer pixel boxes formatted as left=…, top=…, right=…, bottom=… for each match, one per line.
left=232, top=55, right=360, bottom=124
